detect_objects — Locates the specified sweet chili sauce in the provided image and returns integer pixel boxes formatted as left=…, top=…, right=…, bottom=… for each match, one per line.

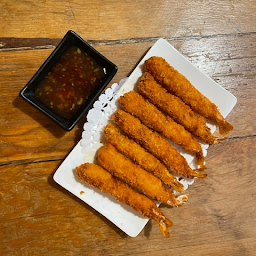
left=35, top=46, right=105, bottom=119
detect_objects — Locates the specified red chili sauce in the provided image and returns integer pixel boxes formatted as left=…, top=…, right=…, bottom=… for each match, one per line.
left=35, top=46, right=105, bottom=119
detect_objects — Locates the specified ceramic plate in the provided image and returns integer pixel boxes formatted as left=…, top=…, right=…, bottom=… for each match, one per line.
left=53, top=38, right=237, bottom=237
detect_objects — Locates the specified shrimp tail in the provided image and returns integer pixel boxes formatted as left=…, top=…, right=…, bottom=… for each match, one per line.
left=171, top=180, right=184, bottom=192
left=219, top=120, right=234, bottom=135
left=195, top=151, right=205, bottom=168
left=169, top=193, right=189, bottom=207
left=193, top=168, right=207, bottom=178
left=159, top=218, right=173, bottom=238
left=151, top=208, right=173, bottom=238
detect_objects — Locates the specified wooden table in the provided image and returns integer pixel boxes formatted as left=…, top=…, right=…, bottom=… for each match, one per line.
left=1, top=1, right=255, bottom=255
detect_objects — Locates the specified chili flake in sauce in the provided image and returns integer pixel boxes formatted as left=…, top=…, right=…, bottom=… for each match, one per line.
left=35, top=46, right=105, bottom=119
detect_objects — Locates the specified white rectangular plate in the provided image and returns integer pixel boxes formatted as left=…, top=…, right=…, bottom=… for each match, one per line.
left=53, top=38, right=237, bottom=237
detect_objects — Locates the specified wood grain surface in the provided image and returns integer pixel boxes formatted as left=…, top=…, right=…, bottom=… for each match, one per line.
left=0, top=1, right=255, bottom=255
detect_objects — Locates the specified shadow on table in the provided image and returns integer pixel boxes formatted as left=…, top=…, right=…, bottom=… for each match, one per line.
left=13, top=95, right=85, bottom=142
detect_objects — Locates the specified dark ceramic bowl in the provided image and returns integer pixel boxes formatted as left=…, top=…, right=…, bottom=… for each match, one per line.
left=20, top=30, right=118, bottom=131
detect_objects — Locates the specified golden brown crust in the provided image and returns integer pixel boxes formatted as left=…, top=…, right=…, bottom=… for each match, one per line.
left=112, top=109, right=206, bottom=179
left=119, top=91, right=205, bottom=167
left=74, top=56, right=234, bottom=238
left=103, top=123, right=184, bottom=192
left=138, top=72, right=217, bottom=144
left=144, top=56, right=233, bottom=135
left=96, top=143, right=188, bottom=206
left=76, top=163, right=173, bottom=237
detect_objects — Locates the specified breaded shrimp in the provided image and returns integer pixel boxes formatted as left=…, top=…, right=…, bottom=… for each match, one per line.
left=144, top=56, right=233, bottom=135
left=103, top=123, right=184, bottom=192
left=138, top=72, right=217, bottom=144
left=112, top=109, right=206, bottom=179
left=97, top=144, right=188, bottom=207
left=76, top=163, right=173, bottom=237
left=118, top=91, right=205, bottom=167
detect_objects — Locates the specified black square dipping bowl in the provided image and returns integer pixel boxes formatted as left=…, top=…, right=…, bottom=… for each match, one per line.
left=20, top=30, right=118, bottom=131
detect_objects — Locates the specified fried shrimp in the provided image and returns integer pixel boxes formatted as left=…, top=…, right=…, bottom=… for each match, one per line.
left=144, top=56, right=233, bottom=135
left=76, top=163, right=173, bottom=237
left=97, top=144, right=188, bottom=207
left=138, top=72, right=217, bottom=144
left=103, top=123, right=184, bottom=192
left=112, top=110, right=206, bottom=179
left=119, top=91, right=205, bottom=167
